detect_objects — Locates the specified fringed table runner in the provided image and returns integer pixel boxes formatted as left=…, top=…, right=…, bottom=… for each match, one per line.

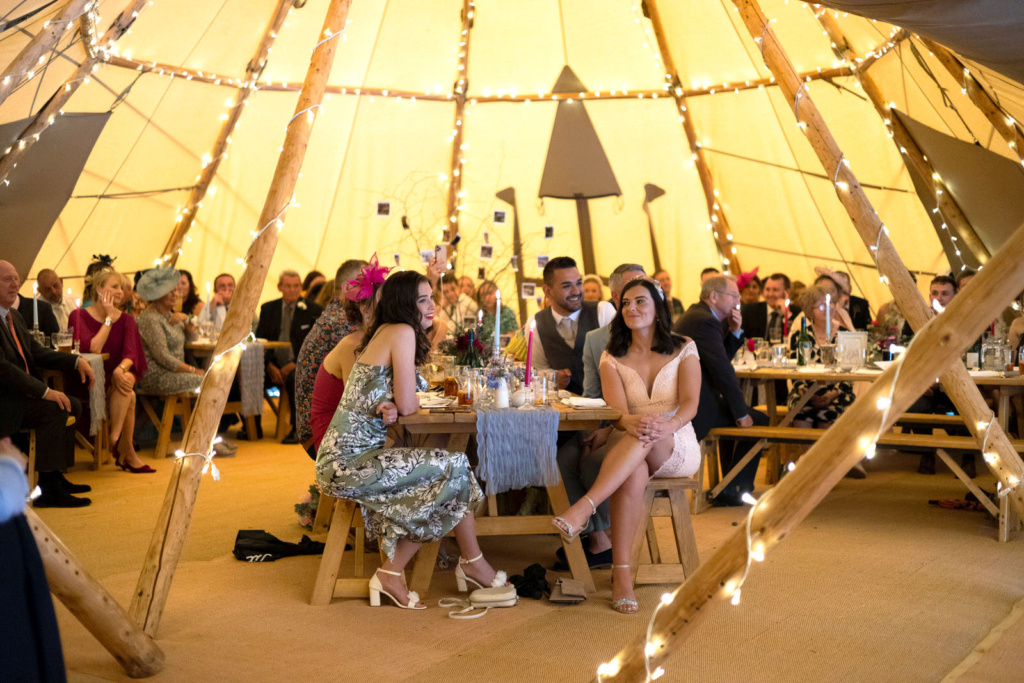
left=239, top=341, right=266, bottom=417
left=475, top=406, right=560, bottom=495
left=81, top=353, right=106, bottom=435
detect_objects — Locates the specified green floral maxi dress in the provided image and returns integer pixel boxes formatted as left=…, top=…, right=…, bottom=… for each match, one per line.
left=315, top=362, right=483, bottom=560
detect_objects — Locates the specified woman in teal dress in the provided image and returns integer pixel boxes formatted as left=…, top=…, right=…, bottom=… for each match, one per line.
left=316, top=270, right=505, bottom=609
left=475, top=280, right=518, bottom=348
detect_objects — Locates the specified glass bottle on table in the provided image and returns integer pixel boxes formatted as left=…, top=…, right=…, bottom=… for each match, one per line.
left=796, top=317, right=812, bottom=367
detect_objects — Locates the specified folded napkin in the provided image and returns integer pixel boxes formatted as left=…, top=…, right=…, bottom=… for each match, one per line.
left=969, top=370, right=1002, bottom=378
left=563, top=397, right=607, bottom=408
left=797, top=364, right=825, bottom=373
left=418, top=396, right=454, bottom=408
left=732, top=363, right=758, bottom=372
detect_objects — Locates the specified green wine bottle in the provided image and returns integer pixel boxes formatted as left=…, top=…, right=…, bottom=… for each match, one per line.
left=797, top=317, right=812, bottom=367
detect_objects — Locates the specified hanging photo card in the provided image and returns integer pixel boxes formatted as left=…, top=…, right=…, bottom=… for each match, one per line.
left=521, top=282, right=536, bottom=299
left=537, top=255, right=549, bottom=269
left=483, top=231, right=490, bottom=244
left=480, top=244, right=494, bottom=260
left=510, top=255, right=519, bottom=272
left=477, top=267, right=486, bottom=280
left=493, top=210, right=507, bottom=224
left=420, top=249, right=433, bottom=265
left=393, top=253, right=401, bottom=266
left=544, top=225, right=554, bottom=239
left=376, top=201, right=390, bottom=217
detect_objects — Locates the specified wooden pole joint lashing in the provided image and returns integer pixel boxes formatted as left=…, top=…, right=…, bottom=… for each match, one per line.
left=130, top=0, right=355, bottom=637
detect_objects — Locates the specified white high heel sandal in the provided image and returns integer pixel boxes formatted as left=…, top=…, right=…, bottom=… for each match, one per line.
left=368, top=568, right=426, bottom=610
left=454, top=553, right=508, bottom=592
left=552, top=495, right=597, bottom=542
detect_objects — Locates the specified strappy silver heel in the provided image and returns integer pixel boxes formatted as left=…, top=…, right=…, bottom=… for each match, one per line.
left=611, top=564, right=638, bottom=614
left=552, top=494, right=597, bottom=542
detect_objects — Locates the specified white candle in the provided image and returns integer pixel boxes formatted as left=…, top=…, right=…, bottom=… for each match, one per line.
left=33, top=282, right=39, bottom=327
left=206, top=281, right=212, bottom=301
left=825, top=293, right=831, bottom=342
left=494, top=289, right=501, bottom=357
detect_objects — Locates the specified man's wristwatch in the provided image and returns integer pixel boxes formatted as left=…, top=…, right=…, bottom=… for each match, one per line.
left=104, top=316, right=113, bottom=327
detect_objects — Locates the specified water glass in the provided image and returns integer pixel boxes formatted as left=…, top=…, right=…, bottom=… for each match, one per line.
left=754, top=339, right=771, bottom=363
left=199, top=320, right=215, bottom=340
left=771, top=344, right=788, bottom=366
left=819, top=343, right=837, bottom=369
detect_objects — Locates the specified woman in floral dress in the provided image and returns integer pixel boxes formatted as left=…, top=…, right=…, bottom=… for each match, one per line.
left=316, top=270, right=504, bottom=609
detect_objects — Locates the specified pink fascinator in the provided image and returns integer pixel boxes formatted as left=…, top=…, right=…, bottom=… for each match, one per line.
left=345, top=253, right=391, bottom=302
left=735, top=267, right=760, bottom=291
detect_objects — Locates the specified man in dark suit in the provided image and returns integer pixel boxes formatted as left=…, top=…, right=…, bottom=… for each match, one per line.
left=834, top=270, right=871, bottom=330
left=674, top=275, right=769, bottom=506
left=741, top=272, right=791, bottom=344
left=13, top=293, right=60, bottom=339
left=0, top=260, right=95, bottom=507
left=255, top=269, right=323, bottom=444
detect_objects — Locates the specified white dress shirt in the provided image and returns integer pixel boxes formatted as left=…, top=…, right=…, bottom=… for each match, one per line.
left=525, top=300, right=616, bottom=371
left=437, top=293, right=479, bottom=331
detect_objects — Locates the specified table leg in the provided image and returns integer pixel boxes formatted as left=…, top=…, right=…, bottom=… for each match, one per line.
left=997, top=389, right=1012, bottom=432
left=765, top=380, right=780, bottom=484
left=546, top=481, right=596, bottom=593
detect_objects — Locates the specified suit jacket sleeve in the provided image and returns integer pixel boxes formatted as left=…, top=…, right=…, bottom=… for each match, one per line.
left=693, top=313, right=749, bottom=421
left=582, top=330, right=602, bottom=400
left=254, top=301, right=275, bottom=366
left=291, top=302, right=323, bottom=355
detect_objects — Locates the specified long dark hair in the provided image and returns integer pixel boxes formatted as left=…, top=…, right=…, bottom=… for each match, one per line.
left=358, top=270, right=432, bottom=365
left=178, top=269, right=202, bottom=313
left=607, top=278, right=682, bottom=357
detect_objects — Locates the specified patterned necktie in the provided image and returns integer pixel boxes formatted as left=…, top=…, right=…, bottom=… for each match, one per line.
left=6, top=312, right=28, bottom=370
left=559, top=317, right=577, bottom=347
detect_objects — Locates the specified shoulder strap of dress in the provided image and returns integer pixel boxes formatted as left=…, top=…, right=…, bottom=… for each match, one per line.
left=679, top=339, right=699, bottom=361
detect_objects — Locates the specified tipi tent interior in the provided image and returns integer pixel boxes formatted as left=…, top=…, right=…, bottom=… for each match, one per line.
left=5, top=0, right=1024, bottom=681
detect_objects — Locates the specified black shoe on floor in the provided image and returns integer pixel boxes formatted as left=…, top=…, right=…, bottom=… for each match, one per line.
left=281, top=431, right=300, bottom=445
left=961, top=454, right=976, bottom=479
left=553, top=546, right=614, bottom=572
left=34, top=491, right=91, bottom=508
left=59, top=473, right=91, bottom=494
left=918, top=453, right=936, bottom=475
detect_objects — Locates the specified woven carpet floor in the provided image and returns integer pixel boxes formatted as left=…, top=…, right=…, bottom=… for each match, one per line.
left=34, top=435, right=1024, bottom=683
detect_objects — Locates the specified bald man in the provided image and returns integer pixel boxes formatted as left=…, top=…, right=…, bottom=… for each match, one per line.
left=0, top=261, right=95, bottom=507
left=36, top=269, right=78, bottom=330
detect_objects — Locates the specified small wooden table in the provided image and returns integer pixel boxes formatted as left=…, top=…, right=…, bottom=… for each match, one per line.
left=185, top=339, right=291, bottom=358
left=397, top=400, right=620, bottom=594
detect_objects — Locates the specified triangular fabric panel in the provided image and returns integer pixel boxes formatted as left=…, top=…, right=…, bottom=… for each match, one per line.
left=895, top=110, right=1024, bottom=261
left=0, top=113, right=111, bottom=280
left=538, top=66, right=621, bottom=200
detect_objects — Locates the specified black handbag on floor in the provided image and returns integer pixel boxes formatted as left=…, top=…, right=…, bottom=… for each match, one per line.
left=232, top=530, right=325, bottom=562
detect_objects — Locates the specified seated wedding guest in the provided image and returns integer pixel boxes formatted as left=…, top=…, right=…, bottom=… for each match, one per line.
left=314, top=280, right=334, bottom=309
left=790, top=279, right=807, bottom=309
left=68, top=269, right=153, bottom=473
left=117, top=272, right=135, bottom=314
left=175, top=269, right=204, bottom=318
left=957, top=268, right=976, bottom=291
left=525, top=256, right=616, bottom=393
left=742, top=272, right=791, bottom=343
left=653, top=269, right=685, bottom=318
left=317, top=270, right=507, bottom=609
left=700, top=267, right=720, bottom=284
left=476, top=280, right=518, bottom=348
left=584, top=264, right=646, bottom=399
left=197, top=273, right=235, bottom=334
left=738, top=269, right=762, bottom=305
left=787, top=286, right=854, bottom=427
left=833, top=270, right=871, bottom=330
left=674, top=275, right=769, bottom=505
left=36, top=268, right=77, bottom=330
left=1010, top=291, right=1024, bottom=356
left=554, top=277, right=701, bottom=613
left=11, top=287, right=59, bottom=338
left=302, top=270, right=326, bottom=302
left=437, top=277, right=477, bottom=330
left=0, top=438, right=67, bottom=681
left=310, top=260, right=386, bottom=453
left=0, top=260, right=95, bottom=508
left=131, top=270, right=149, bottom=318
left=135, top=268, right=206, bottom=395
left=82, top=255, right=116, bottom=306
left=295, top=259, right=368, bottom=455
left=811, top=272, right=854, bottom=331
left=255, top=269, right=323, bottom=445
left=458, top=275, right=476, bottom=301
left=583, top=274, right=604, bottom=302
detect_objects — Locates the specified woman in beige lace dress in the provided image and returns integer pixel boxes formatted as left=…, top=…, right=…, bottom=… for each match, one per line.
left=553, top=277, right=701, bottom=613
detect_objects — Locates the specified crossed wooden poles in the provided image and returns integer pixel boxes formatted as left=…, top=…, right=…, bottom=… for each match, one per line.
left=601, top=0, right=1024, bottom=679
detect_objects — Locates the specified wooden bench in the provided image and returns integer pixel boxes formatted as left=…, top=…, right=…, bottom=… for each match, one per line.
left=630, top=477, right=701, bottom=587
left=703, top=425, right=1024, bottom=539
left=138, top=393, right=195, bottom=459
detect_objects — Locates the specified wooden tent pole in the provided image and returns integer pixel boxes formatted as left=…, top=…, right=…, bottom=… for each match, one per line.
left=0, top=0, right=95, bottom=108
left=161, top=0, right=295, bottom=264
left=25, top=508, right=164, bottom=678
left=645, top=0, right=741, bottom=274
left=78, top=3, right=98, bottom=60
left=444, top=0, right=474, bottom=244
left=0, top=0, right=149, bottom=187
left=599, top=218, right=1024, bottom=682
left=814, top=15, right=991, bottom=263
left=736, top=0, right=1024, bottom=518
left=918, top=37, right=1024, bottom=166
left=128, top=0, right=354, bottom=637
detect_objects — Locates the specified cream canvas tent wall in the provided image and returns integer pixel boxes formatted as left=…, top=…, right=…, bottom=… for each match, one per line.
left=2, top=0, right=1023, bottom=315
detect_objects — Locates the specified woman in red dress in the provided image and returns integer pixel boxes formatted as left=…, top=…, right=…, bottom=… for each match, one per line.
left=68, top=268, right=153, bottom=473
